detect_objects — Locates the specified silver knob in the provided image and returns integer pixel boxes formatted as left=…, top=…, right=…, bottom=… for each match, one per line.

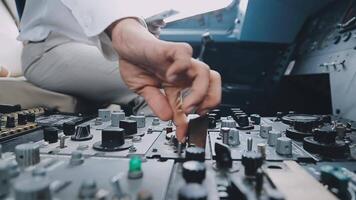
left=260, top=124, right=272, bottom=139
left=221, top=127, right=230, bottom=145
left=130, top=115, right=146, bottom=128
left=70, top=151, right=84, bottom=166
left=257, top=143, right=266, bottom=159
left=98, top=109, right=111, bottom=122
left=267, top=130, right=282, bottom=146
left=78, top=180, right=97, bottom=199
left=228, top=128, right=240, bottom=146
left=7, top=160, right=20, bottom=178
left=111, top=111, right=125, bottom=127
left=152, top=118, right=160, bottom=126
left=94, top=117, right=103, bottom=125
left=15, top=143, right=40, bottom=167
left=221, top=119, right=236, bottom=128
left=276, top=137, right=292, bottom=156
left=14, top=176, right=52, bottom=200
left=0, top=161, right=10, bottom=198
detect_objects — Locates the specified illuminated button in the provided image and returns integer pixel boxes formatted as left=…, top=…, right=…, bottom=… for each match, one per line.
left=128, top=156, right=143, bottom=179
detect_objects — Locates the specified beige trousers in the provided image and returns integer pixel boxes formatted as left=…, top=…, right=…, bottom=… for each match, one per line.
left=21, top=32, right=148, bottom=114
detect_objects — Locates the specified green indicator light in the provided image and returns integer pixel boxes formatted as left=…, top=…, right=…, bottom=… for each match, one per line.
left=129, top=156, right=142, bottom=172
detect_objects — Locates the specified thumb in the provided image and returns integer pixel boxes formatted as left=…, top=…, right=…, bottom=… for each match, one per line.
left=164, top=86, right=188, bottom=142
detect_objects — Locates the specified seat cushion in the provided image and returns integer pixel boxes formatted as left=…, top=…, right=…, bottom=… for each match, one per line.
left=0, top=77, right=78, bottom=112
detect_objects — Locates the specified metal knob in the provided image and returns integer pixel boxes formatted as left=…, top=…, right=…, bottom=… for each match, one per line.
left=130, top=115, right=146, bottom=128
left=0, top=161, right=10, bottom=198
left=14, top=177, right=52, bottom=200
left=276, top=137, right=292, bottom=156
left=221, top=119, right=236, bottom=128
left=182, top=161, right=206, bottom=184
left=78, top=180, right=97, bottom=199
left=228, top=128, right=240, bottom=146
left=267, top=130, right=282, bottom=146
left=260, top=124, right=272, bottom=139
left=111, top=111, right=125, bottom=127
left=15, top=143, right=40, bottom=167
left=70, top=151, right=84, bottom=166
left=152, top=117, right=160, bottom=126
left=221, top=127, right=230, bottom=145
left=98, top=109, right=111, bottom=122
left=178, top=183, right=208, bottom=200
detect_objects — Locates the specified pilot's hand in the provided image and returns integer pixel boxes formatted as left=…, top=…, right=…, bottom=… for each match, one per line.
left=109, top=18, right=221, bottom=142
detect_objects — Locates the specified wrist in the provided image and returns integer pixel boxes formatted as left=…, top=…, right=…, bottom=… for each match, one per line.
left=110, top=18, right=167, bottom=65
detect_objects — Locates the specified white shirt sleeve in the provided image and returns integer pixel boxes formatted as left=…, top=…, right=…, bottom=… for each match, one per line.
left=61, top=0, right=148, bottom=60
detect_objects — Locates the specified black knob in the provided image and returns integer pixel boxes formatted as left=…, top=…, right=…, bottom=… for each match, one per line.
left=242, top=151, right=263, bottom=177
left=93, top=128, right=131, bottom=151
left=313, top=126, right=336, bottom=144
left=294, top=120, right=315, bottom=132
left=276, top=112, right=284, bottom=120
left=27, top=113, right=36, bottom=122
left=63, top=122, right=76, bottom=136
left=178, top=184, right=207, bottom=200
left=6, top=115, right=15, bottom=128
left=215, top=143, right=232, bottom=169
left=250, top=114, right=261, bottom=125
left=71, top=124, right=93, bottom=141
left=237, top=115, right=249, bottom=127
left=43, top=127, right=59, bottom=143
left=17, top=113, right=27, bottom=125
left=321, top=115, right=332, bottom=124
left=185, top=147, right=205, bottom=162
left=210, top=109, right=221, bottom=120
left=119, top=120, right=137, bottom=135
left=208, top=115, right=216, bottom=129
left=182, top=161, right=206, bottom=183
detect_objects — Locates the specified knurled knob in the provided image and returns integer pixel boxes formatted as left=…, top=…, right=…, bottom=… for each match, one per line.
left=111, top=111, right=125, bottom=127
left=178, top=183, right=208, bottom=200
left=98, top=109, right=111, bottom=122
left=43, top=127, right=59, bottom=144
left=14, top=177, right=52, bottom=200
left=221, top=119, right=236, bottom=128
left=242, top=151, right=263, bottom=177
left=130, top=115, right=146, bottom=128
left=71, top=124, right=93, bottom=141
left=62, top=122, right=75, bottom=136
left=182, top=161, right=206, bottom=184
left=260, top=124, right=272, bottom=139
left=276, top=137, right=292, bottom=156
left=119, top=120, right=137, bottom=135
left=185, top=147, right=205, bottom=162
left=15, top=143, right=40, bottom=167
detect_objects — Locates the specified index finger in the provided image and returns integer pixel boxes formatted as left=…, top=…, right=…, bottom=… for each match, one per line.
left=164, top=86, right=188, bottom=142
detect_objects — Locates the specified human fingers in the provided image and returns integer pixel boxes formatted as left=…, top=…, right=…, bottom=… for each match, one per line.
left=139, top=86, right=173, bottom=121
left=196, top=70, right=222, bottom=115
left=165, top=43, right=193, bottom=83
left=182, top=59, right=210, bottom=113
left=164, top=86, right=188, bottom=142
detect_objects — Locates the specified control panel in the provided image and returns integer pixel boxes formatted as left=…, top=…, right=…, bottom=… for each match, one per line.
left=0, top=106, right=355, bottom=199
